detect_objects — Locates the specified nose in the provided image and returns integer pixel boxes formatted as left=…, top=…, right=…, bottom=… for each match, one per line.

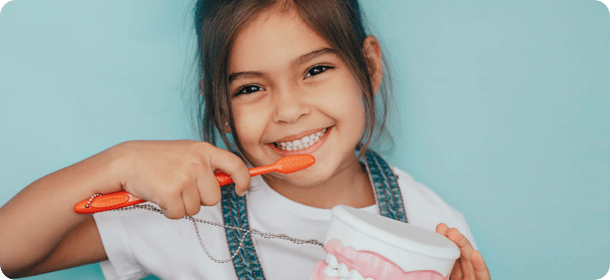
left=272, top=86, right=311, bottom=124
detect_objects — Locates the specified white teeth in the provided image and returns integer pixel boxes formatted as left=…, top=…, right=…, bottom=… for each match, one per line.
left=324, top=253, right=369, bottom=280
left=275, top=128, right=327, bottom=151
left=338, top=263, right=349, bottom=278
left=347, top=269, right=365, bottom=280
left=324, top=265, right=340, bottom=277
left=326, top=253, right=339, bottom=268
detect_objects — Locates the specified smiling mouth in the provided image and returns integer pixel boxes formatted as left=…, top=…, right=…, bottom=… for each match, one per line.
left=272, top=128, right=329, bottom=151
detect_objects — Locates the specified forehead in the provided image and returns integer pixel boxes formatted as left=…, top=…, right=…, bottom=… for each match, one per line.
left=229, top=7, right=331, bottom=72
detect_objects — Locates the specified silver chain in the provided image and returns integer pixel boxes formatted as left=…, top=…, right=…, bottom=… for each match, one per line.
left=84, top=193, right=103, bottom=208
left=107, top=198, right=325, bottom=264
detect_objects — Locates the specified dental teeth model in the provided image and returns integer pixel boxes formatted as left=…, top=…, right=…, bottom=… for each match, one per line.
left=277, top=128, right=327, bottom=151
left=311, top=206, right=460, bottom=280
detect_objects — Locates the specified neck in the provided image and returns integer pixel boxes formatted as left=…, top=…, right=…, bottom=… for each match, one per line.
left=261, top=154, right=376, bottom=209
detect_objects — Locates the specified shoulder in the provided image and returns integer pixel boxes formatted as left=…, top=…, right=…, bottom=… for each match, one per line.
left=392, top=167, right=478, bottom=249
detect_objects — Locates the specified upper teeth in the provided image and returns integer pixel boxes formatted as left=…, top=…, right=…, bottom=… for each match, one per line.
left=324, top=253, right=373, bottom=280
left=276, top=128, right=327, bottom=151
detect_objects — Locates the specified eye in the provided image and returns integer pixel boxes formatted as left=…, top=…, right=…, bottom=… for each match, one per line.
left=305, top=65, right=334, bottom=78
left=234, top=84, right=264, bottom=97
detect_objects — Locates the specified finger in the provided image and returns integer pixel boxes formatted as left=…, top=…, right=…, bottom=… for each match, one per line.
left=450, top=258, right=464, bottom=280
left=437, top=223, right=465, bottom=280
left=197, top=170, right=222, bottom=206
left=209, top=151, right=251, bottom=196
left=436, top=223, right=450, bottom=235
left=472, top=251, right=491, bottom=280
left=182, top=185, right=202, bottom=216
left=158, top=191, right=186, bottom=219
left=447, top=227, right=475, bottom=280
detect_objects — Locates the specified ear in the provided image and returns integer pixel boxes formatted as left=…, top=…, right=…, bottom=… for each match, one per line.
left=220, top=119, right=232, bottom=134
left=362, top=35, right=383, bottom=96
left=201, top=80, right=233, bottom=134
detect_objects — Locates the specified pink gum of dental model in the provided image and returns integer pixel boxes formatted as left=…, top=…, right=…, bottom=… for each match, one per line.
left=311, top=239, right=449, bottom=280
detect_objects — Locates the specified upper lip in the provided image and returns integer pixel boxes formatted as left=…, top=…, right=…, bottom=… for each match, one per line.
left=271, top=127, right=329, bottom=143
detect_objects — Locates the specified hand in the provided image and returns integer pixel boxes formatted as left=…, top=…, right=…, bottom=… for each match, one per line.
left=436, top=223, right=491, bottom=280
left=113, top=140, right=251, bottom=219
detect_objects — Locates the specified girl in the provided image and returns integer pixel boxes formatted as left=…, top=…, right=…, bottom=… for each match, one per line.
left=0, top=0, right=490, bottom=279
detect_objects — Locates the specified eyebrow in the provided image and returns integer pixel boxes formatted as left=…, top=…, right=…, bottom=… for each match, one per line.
left=228, top=47, right=338, bottom=83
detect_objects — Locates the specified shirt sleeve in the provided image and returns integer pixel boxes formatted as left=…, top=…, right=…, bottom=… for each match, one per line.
left=93, top=210, right=151, bottom=280
left=393, top=167, right=478, bottom=251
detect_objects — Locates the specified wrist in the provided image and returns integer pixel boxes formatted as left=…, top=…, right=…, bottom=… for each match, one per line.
left=93, top=142, right=133, bottom=194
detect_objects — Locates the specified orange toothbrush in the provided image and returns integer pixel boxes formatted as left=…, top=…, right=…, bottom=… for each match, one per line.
left=74, top=154, right=315, bottom=214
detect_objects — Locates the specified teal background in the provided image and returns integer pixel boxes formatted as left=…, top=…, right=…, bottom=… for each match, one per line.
left=1, top=0, right=609, bottom=279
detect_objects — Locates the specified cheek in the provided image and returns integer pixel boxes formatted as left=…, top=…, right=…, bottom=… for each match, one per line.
left=321, top=81, right=366, bottom=126
left=349, top=102, right=367, bottom=143
left=233, top=105, right=268, bottom=146
left=340, top=86, right=367, bottom=142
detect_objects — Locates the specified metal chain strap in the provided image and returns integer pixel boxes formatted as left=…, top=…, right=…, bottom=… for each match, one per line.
left=108, top=199, right=324, bottom=264
left=84, top=193, right=103, bottom=208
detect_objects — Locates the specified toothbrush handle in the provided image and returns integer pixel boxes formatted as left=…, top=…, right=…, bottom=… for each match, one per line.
left=74, top=169, right=269, bottom=214
left=213, top=165, right=277, bottom=185
left=74, top=191, right=145, bottom=214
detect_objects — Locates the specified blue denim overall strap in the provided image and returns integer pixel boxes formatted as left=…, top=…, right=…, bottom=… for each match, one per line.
left=362, top=149, right=408, bottom=222
left=220, top=149, right=406, bottom=279
left=221, top=185, right=266, bottom=280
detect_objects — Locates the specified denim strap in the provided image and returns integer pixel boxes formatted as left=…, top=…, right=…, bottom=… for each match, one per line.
left=221, top=149, right=407, bottom=279
left=221, top=185, right=266, bottom=280
left=362, top=149, right=408, bottom=222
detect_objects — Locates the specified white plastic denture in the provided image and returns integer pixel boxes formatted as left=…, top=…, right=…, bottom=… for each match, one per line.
left=323, top=254, right=371, bottom=280
left=324, top=253, right=371, bottom=280
left=277, top=128, right=326, bottom=151
left=323, top=263, right=338, bottom=277
left=310, top=205, right=461, bottom=280
left=326, top=253, right=339, bottom=267
left=348, top=269, right=367, bottom=280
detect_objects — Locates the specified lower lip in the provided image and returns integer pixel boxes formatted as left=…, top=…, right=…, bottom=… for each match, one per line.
left=268, top=127, right=332, bottom=157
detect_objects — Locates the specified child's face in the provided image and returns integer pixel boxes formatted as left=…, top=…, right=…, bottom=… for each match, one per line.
left=228, top=7, right=367, bottom=186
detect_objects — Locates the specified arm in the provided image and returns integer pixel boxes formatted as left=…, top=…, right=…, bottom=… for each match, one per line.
left=17, top=217, right=107, bottom=278
left=0, top=146, right=121, bottom=278
left=0, top=140, right=251, bottom=278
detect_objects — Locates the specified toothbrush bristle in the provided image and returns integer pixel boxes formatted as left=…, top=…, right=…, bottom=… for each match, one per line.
left=275, top=155, right=315, bottom=173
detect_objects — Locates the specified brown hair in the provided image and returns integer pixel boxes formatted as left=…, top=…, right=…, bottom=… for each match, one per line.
left=194, top=0, right=394, bottom=160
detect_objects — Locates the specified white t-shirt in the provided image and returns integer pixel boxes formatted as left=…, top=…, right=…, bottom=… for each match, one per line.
left=93, top=167, right=477, bottom=280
